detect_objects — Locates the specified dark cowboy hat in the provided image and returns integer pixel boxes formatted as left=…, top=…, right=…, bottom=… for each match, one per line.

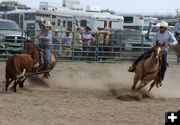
left=85, top=26, right=91, bottom=30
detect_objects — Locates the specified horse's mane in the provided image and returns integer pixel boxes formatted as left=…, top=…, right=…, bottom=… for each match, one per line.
left=24, top=42, right=40, bottom=65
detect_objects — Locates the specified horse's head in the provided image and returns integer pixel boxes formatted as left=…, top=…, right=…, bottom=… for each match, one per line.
left=23, top=42, right=37, bottom=55
left=152, top=41, right=165, bottom=62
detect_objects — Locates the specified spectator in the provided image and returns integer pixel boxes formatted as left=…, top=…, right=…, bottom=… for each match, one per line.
left=52, top=28, right=61, bottom=56
left=82, top=26, right=95, bottom=57
left=73, top=27, right=83, bottom=60
left=62, top=31, right=72, bottom=57
left=96, top=26, right=106, bottom=60
left=174, top=17, right=180, bottom=44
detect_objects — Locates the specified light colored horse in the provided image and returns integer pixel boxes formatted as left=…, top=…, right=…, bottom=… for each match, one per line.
left=131, top=41, right=165, bottom=92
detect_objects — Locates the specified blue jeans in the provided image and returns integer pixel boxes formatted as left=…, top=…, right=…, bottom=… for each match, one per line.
left=38, top=44, right=51, bottom=70
left=53, top=45, right=59, bottom=56
left=98, top=44, right=104, bottom=59
left=73, top=49, right=82, bottom=60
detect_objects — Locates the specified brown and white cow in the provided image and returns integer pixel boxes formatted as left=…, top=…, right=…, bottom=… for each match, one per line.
left=5, top=54, right=33, bottom=92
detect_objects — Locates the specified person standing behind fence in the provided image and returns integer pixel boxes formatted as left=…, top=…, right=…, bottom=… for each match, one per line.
left=174, top=17, right=180, bottom=62
left=82, top=26, right=95, bottom=57
left=174, top=17, right=180, bottom=44
left=52, top=28, right=61, bottom=56
left=38, top=18, right=53, bottom=78
left=73, top=27, right=83, bottom=60
left=96, top=26, right=106, bottom=61
left=62, top=31, right=72, bottom=57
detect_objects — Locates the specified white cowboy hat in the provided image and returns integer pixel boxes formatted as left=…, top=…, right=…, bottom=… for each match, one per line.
left=54, top=28, right=60, bottom=32
left=156, top=21, right=168, bottom=28
left=44, top=20, right=52, bottom=27
left=97, top=26, right=104, bottom=30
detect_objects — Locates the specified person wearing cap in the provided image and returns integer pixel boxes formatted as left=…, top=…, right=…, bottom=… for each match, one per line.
left=96, top=26, right=106, bottom=60
left=174, top=17, right=180, bottom=43
left=73, top=27, right=83, bottom=60
left=128, top=21, right=178, bottom=85
left=52, top=28, right=61, bottom=56
left=62, top=30, right=72, bottom=57
left=38, top=18, right=53, bottom=78
left=82, top=26, right=94, bottom=57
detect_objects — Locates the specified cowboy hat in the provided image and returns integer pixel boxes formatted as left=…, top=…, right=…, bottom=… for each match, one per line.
left=97, top=26, right=104, bottom=30
left=54, top=28, right=60, bottom=32
left=156, top=21, right=168, bottom=28
left=85, top=26, right=91, bottom=30
left=44, top=20, right=52, bottom=27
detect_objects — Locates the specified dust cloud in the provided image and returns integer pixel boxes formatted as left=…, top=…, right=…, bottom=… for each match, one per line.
left=1, top=61, right=180, bottom=98
left=44, top=62, right=180, bottom=99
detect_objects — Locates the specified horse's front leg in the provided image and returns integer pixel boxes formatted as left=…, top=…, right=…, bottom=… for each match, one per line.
left=136, top=80, right=149, bottom=91
left=131, top=75, right=139, bottom=91
left=148, top=80, right=156, bottom=92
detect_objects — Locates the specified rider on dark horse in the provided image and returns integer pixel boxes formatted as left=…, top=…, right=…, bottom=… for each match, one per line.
left=38, top=18, right=53, bottom=79
left=128, top=21, right=178, bottom=85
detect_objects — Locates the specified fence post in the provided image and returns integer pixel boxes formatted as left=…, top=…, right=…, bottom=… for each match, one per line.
left=95, top=34, right=98, bottom=62
left=72, top=31, right=74, bottom=61
left=141, top=34, right=144, bottom=53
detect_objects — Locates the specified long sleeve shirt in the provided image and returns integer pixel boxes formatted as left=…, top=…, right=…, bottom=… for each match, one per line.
left=73, top=32, right=83, bottom=50
left=82, top=32, right=93, bottom=46
left=175, top=22, right=180, bottom=33
left=152, top=30, right=178, bottom=52
left=38, top=20, right=52, bottom=46
left=39, top=31, right=52, bottom=46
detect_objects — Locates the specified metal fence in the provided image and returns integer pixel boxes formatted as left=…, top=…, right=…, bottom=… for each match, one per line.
left=0, top=29, right=179, bottom=63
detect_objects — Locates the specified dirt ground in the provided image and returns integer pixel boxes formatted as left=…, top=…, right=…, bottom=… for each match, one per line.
left=0, top=61, right=179, bottom=125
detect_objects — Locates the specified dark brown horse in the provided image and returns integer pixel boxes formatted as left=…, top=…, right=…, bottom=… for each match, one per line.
left=23, top=42, right=56, bottom=78
left=131, top=41, right=165, bottom=92
left=5, top=54, right=34, bottom=92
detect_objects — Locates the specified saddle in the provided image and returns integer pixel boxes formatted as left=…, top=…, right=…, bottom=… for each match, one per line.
left=38, top=48, right=56, bottom=71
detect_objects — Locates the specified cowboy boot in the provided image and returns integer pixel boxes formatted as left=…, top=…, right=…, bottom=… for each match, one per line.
left=127, top=64, right=136, bottom=72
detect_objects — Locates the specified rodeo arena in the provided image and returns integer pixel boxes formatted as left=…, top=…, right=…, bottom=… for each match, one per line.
left=0, top=0, right=180, bottom=125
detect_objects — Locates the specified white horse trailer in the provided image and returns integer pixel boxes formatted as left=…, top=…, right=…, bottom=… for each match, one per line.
left=51, top=8, right=124, bottom=31
left=2, top=8, right=124, bottom=39
left=116, top=13, right=144, bottom=31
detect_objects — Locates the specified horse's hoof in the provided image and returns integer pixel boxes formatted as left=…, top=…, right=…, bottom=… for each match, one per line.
left=43, top=73, right=50, bottom=79
left=156, top=83, right=162, bottom=88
